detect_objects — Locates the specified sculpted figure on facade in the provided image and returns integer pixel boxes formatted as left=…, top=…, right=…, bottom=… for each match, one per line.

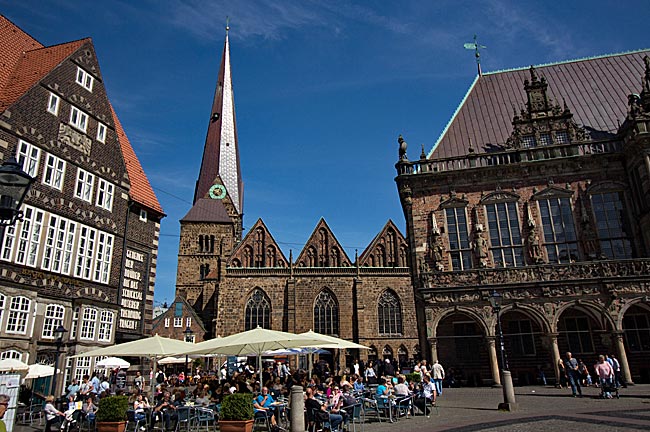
left=428, top=213, right=445, bottom=271
left=526, top=202, right=544, bottom=264
left=472, top=224, right=489, bottom=268
left=419, top=259, right=431, bottom=288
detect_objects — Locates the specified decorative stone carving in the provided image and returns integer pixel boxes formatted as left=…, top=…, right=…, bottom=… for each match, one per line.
left=419, top=259, right=430, bottom=288
left=526, top=202, right=544, bottom=264
left=472, top=224, right=489, bottom=268
left=58, top=123, right=91, bottom=155
left=398, top=134, right=408, bottom=161
left=428, top=212, right=445, bottom=271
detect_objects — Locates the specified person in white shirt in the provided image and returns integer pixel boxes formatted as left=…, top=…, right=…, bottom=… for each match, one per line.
left=431, top=360, right=445, bottom=396
left=353, top=360, right=360, bottom=376
left=414, top=374, right=436, bottom=416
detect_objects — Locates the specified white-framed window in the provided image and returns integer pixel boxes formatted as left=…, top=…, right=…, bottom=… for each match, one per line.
left=76, top=67, right=94, bottom=92
left=14, top=206, right=44, bottom=267
left=164, top=318, right=170, bottom=328
left=186, top=317, right=192, bottom=327
left=93, top=232, right=113, bottom=283
left=75, top=168, right=94, bottom=202
left=63, top=357, right=73, bottom=388
left=0, top=350, right=23, bottom=361
left=42, top=154, right=66, bottom=190
left=75, top=226, right=96, bottom=280
left=74, top=357, right=91, bottom=382
left=0, top=224, right=17, bottom=262
left=69, top=106, right=88, bottom=133
left=17, top=139, right=41, bottom=177
left=96, top=123, right=107, bottom=143
left=95, top=179, right=114, bottom=211
left=70, top=307, right=79, bottom=339
left=6, top=296, right=31, bottom=334
left=0, top=294, right=4, bottom=330
left=173, top=317, right=182, bottom=327
left=139, top=209, right=147, bottom=222
left=42, top=215, right=77, bottom=275
left=42, top=304, right=65, bottom=338
left=98, top=310, right=113, bottom=342
left=80, top=307, right=97, bottom=340
left=47, top=93, right=60, bottom=115
left=187, top=334, right=196, bottom=343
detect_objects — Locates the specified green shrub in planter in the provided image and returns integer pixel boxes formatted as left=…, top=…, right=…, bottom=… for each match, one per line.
left=220, top=393, right=254, bottom=421
left=96, top=395, right=129, bottom=423
left=406, top=372, right=422, bottom=384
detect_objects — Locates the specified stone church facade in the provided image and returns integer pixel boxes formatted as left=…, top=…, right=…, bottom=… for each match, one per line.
left=396, top=51, right=650, bottom=385
left=175, top=31, right=419, bottom=368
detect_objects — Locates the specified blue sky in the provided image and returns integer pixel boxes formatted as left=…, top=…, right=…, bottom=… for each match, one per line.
left=2, top=0, right=647, bottom=305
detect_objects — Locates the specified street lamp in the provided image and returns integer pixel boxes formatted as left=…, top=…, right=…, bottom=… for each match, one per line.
left=0, top=157, right=35, bottom=226
left=489, top=290, right=517, bottom=411
left=183, top=326, right=194, bottom=381
left=50, top=324, right=68, bottom=397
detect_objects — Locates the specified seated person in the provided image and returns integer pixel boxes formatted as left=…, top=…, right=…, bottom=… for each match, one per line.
left=304, top=387, right=342, bottom=432
left=133, top=394, right=149, bottom=424
left=61, top=395, right=80, bottom=430
left=375, top=378, right=390, bottom=398
left=152, top=392, right=177, bottom=430
left=44, top=396, right=65, bottom=432
left=83, top=395, right=98, bottom=423
left=328, top=385, right=349, bottom=426
left=252, top=387, right=279, bottom=430
left=393, top=375, right=411, bottom=398
left=414, top=374, right=436, bottom=415
left=353, top=376, right=365, bottom=393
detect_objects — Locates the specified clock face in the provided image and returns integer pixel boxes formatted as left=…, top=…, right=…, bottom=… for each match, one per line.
left=208, top=184, right=227, bottom=200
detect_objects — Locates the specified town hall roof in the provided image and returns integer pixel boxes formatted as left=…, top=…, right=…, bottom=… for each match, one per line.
left=429, top=49, right=650, bottom=160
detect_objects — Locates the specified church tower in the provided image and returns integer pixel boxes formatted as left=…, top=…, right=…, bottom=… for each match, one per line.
left=176, top=26, right=243, bottom=328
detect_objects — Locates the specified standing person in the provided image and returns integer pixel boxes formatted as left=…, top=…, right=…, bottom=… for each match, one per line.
left=44, top=395, right=65, bottom=432
left=610, top=354, right=623, bottom=388
left=0, top=394, right=9, bottom=432
left=432, top=360, right=445, bottom=396
left=90, top=373, right=101, bottom=397
left=353, top=359, right=360, bottom=377
left=564, top=352, right=582, bottom=397
left=134, top=371, right=145, bottom=393
left=383, top=359, right=395, bottom=377
left=67, top=379, right=80, bottom=401
left=364, top=361, right=377, bottom=384
left=594, top=355, right=614, bottom=398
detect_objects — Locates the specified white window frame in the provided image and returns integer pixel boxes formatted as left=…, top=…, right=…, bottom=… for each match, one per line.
left=173, top=317, right=182, bottom=328
left=93, top=232, right=113, bottom=284
left=47, top=93, right=60, bottom=115
left=14, top=206, right=44, bottom=267
left=96, top=123, right=107, bottom=143
left=98, top=310, right=113, bottom=342
left=76, top=67, right=94, bottom=92
left=95, top=178, right=114, bottom=211
left=70, top=307, right=79, bottom=339
left=0, top=294, right=5, bottom=330
left=139, top=209, right=148, bottom=222
left=74, top=357, right=91, bottom=382
left=42, top=215, right=76, bottom=275
left=164, top=318, right=170, bottom=328
left=6, top=296, right=31, bottom=334
left=42, top=153, right=66, bottom=190
left=16, top=140, right=41, bottom=178
left=186, top=317, right=192, bottom=328
left=0, top=350, right=23, bottom=361
left=75, top=168, right=94, bottom=202
left=80, top=307, right=97, bottom=340
left=75, top=226, right=97, bottom=280
left=69, top=106, right=89, bottom=133
left=42, top=304, right=65, bottom=339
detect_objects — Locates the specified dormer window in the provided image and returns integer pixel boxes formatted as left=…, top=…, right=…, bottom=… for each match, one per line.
left=76, top=67, right=94, bottom=92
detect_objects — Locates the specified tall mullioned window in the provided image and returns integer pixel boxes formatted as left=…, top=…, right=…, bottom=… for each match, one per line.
left=378, top=290, right=402, bottom=336
left=6, top=296, right=31, bottom=334
left=590, top=192, right=632, bottom=259
left=445, top=207, right=472, bottom=270
left=538, top=197, right=578, bottom=263
left=42, top=304, right=65, bottom=338
left=314, top=289, right=338, bottom=336
left=485, top=201, right=524, bottom=267
left=245, top=289, right=271, bottom=330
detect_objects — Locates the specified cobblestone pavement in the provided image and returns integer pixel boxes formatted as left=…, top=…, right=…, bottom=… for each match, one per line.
left=11, top=384, right=650, bottom=432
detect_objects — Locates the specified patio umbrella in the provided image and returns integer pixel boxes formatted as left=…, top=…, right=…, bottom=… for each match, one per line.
left=0, top=358, right=29, bottom=372
left=25, top=363, right=57, bottom=379
left=96, top=357, right=130, bottom=369
left=298, top=330, right=370, bottom=377
left=157, top=356, right=186, bottom=365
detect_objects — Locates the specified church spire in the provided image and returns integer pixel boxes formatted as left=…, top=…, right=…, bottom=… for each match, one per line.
left=193, top=24, right=243, bottom=214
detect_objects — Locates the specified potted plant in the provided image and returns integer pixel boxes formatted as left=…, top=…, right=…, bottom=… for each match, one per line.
left=96, top=395, right=129, bottom=432
left=218, top=392, right=254, bottom=432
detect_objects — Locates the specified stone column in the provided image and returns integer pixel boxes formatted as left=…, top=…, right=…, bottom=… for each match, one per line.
left=614, top=331, right=634, bottom=385
left=430, top=338, right=438, bottom=362
left=486, top=337, right=501, bottom=387
left=290, top=385, right=305, bottom=431
left=546, top=333, right=561, bottom=387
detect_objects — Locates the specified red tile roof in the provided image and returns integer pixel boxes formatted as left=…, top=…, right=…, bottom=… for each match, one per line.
left=0, top=15, right=42, bottom=94
left=430, top=50, right=650, bottom=160
left=110, top=104, right=164, bottom=214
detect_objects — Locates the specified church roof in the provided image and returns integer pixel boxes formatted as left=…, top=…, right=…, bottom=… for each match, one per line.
left=181, top=198, right=233, bottom=223
left=429, top=49, right=650, bottom=160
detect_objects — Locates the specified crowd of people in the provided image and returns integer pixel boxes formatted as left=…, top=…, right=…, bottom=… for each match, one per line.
left=559, top=351, right=625, bottom=398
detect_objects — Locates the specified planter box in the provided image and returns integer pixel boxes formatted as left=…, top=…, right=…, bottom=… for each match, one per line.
left=218, top=419, right=254, bottom=432
left=97, top=421, right=127, bottom=432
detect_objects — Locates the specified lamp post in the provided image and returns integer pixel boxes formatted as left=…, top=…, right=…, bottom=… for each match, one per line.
left=50, top=324, right=68, bottom=397
left=183, top=326, right=194, bottom=381
left=489, top=290, right=517, bottom=411
left=0, top=157, right=35, bottom=226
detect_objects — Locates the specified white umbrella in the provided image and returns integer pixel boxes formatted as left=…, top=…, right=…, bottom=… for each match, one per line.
left=96, top=357, right=130, bottom=369
left=25, top=363, right=56, bottom=379
left=0, top=358, right=29, bottom=372
left=298, top=330, right=370, bottom=377
left=157, top=356, right=186, bottom=365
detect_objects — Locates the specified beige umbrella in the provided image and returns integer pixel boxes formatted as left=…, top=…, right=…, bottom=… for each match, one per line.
left=157, top=356, right=186, bottom=365
left=297, top=330, right=370, bottom=377
left=95, top=357, right=130, bottom=369
left=25, top=363, right=56, bottom=379
left=0, top=358, right=29, bottom=372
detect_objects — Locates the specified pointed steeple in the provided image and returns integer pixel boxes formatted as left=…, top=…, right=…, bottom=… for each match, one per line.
left=193, top=25, right=243, bottom=214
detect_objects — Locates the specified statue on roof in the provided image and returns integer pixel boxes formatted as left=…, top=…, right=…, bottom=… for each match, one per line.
left=398, top=135, right=408, bottom=161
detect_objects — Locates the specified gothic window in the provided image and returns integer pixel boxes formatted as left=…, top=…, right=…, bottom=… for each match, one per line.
left=330, top=248, right=340, bottom=267
left=387, top=231, right=397, bottom=266
left=243, top=245, right=253, bottom=267
left=199, top=263, right=210, bottom=279
left=485, top=201, right=524, bottom=267
left=561, top=316, right=594, bottom=354
left=397, top=345, right=408, bottom=367
left=231, top=258, right=242, bottom=268
left=245, top=289, right=271, bottom=330
left=538, top=197, right=578, bottom=263
left=210, top=235, right=215, bottom=253
left=590, top=192, right=632, bottom=259
left=623, top=313, right=650, bottom=352
left=42, top=304, right=65, bottom=338
left=399, top=246, right=408, bottom=267
left=444, top=207, right=472, bottom=270
left=254, top=229, right=264, bottom=267
left=318, top=229, right=328, bottom=266
left=307, top=246, right=317, bottom=267
left=378, top=290, right=402, bottom=336
left=314, top=289, right=338, bottom=336
left=376, top=245, right=385, bottom=267
left=507, top=320, right=536, bottom=356
left=266, top=246, right=276, bottom=267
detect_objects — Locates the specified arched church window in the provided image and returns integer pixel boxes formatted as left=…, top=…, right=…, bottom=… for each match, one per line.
left=314, top=289, right=338, bottom=336
left=387, top=230, right=397, bottom=266
left=198, top=235, right=203, bottom=253
left=376, top=245, right=385, bottom=267
left=330, top=248, right=340, bottom=267
left=307, top=246, right=317, bottom=267
left=243, top=245, right=253, bottom=267
left=378, top=290, right=402, bottom=335
left=210, top=235, right=215, bottom=253
left=266, top=246, right=276, bottom=267
left=245, top=289, right=271, bottom=330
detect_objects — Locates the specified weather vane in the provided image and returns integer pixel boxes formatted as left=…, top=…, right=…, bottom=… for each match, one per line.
left=226, top=16, right=230, bottom=33
left=464, top=35, right=486, bottom=76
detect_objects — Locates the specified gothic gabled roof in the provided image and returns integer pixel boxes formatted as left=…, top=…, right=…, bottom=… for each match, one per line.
left=358, top=219, right=408, bottom=267
left=295, top=218, right=352, bottom=267
left=229, top=218, right=289, bottom=268
left=429, top=50, right=650, bottom=160
left=194, top=31, right=243, bottom=214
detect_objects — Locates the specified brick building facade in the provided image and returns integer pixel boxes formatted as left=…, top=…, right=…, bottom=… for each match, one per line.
left=175, top=31, right=419, bottom=369
left=396, top=51, right=650, bottom=385
left=0, top=16, right=164, bottom=395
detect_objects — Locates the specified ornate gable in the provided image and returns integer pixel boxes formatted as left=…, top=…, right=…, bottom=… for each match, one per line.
left=295, top=218, right=352, bottom=267
left=505, top=66, right=589, bottom=149
left=479, top=189, right=520, bottom=203
left=531, top=183, right=575, bottom=200
left=229, top=218, right=288, bottom=268
left=358, top=220, right=408, bottom=268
